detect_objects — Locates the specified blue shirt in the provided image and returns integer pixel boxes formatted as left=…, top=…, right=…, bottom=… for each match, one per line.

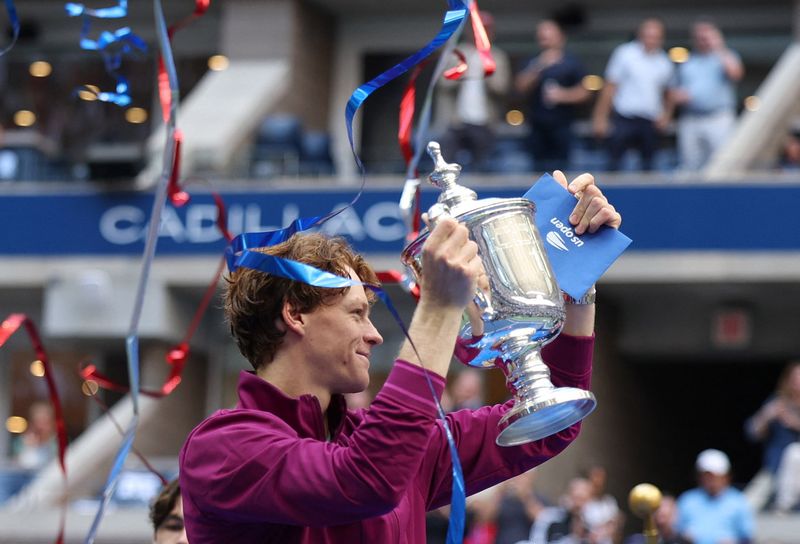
left=676, top=487, right=754, bottom=544
left=678, top=51, right=740, bottom=114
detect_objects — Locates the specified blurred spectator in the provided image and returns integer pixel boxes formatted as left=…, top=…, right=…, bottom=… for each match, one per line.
left=592, top=18, right=674, bottom=171
left=582, top=464, right=622, bottom=543
left=450, top=368, right=485, bottom=411
left=774, top=441, right=800, bottom=513
left=515, top=19, right=590, bottom=172
left=495, top=469, right=549, bottom=544
left=150, top=479, right=189, bottom=544
left=529, top=477, right=599, bottom=544
left=436, top=11, right=511, bottom=172
left=624, top=495, right=682, bottom=544
left=744, top=360, right=800, bottom=510
left=670, top=19, right=744, bottom=170
left=11, top=402, right=57, bottom=471
left=464, top=485, right=500, bottom=544
left=779, top=130, right=800, bottom=170
left=675, top=449, right=754, bottom=544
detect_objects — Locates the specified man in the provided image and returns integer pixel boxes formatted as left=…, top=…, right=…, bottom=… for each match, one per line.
left=179, top=171, right=621, bottom=542
left=529, top=477, right=595, bottom=544
left=516, top=19, right=590, bottom=173
left=676, top=449, right=754, bottom=544
left=670, top=20, right=743, bottom=171
left=150, top=479, right=188, bottom=544
left=437, top=11, right=511, bottom=172
left=592, top=18, right=674, bottom=171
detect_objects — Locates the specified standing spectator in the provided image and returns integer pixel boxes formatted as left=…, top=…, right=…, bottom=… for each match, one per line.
left=529, top=477, right=596, bottom=544
left=436, top=11, right=511, bottom=172
left=592, top=18, right=674, bottom=171
left=747, top=360, right=800, bottom=474
left=11, top=402, right=57, bottom=471
left=583, top=464, right=622, bottom=543
left=515, top=19, right=590, bottom=173
left=670, top=19, right=744, bottom=170
left=745, top=360, right=800, bottom=510
left=676, top=449, right=754, bottom=544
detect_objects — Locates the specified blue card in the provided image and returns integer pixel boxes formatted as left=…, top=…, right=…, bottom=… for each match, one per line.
left=523, top=174, right=632, bottom=300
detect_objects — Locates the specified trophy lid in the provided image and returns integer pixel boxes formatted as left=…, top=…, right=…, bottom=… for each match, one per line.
left=427, top=142, right=479, bottom=212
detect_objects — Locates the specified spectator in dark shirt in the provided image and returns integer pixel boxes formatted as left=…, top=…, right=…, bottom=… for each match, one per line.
left=516, top=19, right=590, bottom=173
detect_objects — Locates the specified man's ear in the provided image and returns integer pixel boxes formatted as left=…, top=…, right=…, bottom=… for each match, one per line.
left=280, top=301, right=306, bottom=336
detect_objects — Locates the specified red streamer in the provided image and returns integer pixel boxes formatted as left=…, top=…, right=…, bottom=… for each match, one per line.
left=468, top=1, right=496, bottom=77
left=157, top=0, right=212, bottom=208
left=442, top=2, right=496, bottom=81
left=398, top=62, right=428, bottom=170
left=443, top=48, right=467, bottom=81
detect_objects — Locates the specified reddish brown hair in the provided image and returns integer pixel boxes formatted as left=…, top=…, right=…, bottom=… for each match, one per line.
left=224, top=233, right=378, bottom=370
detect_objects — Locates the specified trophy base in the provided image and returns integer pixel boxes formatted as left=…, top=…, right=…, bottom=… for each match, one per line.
left=496, top=387, right=596, bottom=447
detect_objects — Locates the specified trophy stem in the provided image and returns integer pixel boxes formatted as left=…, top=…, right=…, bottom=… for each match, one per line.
left=495, top=344, right=597, bottom=447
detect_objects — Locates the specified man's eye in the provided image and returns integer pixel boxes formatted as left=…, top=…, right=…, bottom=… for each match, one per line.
left=162, top=522, right=184, bottom=531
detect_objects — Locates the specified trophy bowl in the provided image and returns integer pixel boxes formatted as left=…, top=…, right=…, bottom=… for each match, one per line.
left=401, top=142, right=596, bottom=446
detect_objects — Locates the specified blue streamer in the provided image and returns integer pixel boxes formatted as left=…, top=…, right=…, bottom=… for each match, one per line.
left=0, top=0, right=20, bottom=57
left=84, top=1, right=174, bottom=542
left=65, top=0, right=127, bottom=18
left=345, top=0, right=468, bottom=174
left=66, top=1, right=145, bottom=107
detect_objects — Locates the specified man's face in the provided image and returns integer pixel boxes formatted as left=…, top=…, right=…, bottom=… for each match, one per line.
left=699, top=471, right=729, bottom=496
left=301, top=269, right=383, bottom=395
left=154, top=497, right=188, bottom=544
left=537, top=21, right=563, bottom=49
left=693, top=23, right=718, bottom=52
left=638, top=20, right=664, bottom=51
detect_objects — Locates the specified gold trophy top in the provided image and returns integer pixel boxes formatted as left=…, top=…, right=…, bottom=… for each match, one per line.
left=628, top=483, right=662, bottom=517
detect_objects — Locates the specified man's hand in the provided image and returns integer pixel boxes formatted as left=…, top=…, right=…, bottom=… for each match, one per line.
left=399, top=218, right=485, bottom=376
left=552, top=171, right=622, bottom=235
left=420, top=217, right=484, bottom=310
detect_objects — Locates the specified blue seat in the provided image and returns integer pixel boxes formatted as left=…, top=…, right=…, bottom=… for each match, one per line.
left=299, top=131, right=334, bottom=176
left=251, top=115, right=304, bottom=178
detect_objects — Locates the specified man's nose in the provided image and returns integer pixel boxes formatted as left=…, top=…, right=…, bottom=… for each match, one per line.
left=365, top=320, right=383, bottom=346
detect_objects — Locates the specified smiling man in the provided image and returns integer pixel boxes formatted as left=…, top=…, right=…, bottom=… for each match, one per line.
left=179, top=173, right=620, bottom=543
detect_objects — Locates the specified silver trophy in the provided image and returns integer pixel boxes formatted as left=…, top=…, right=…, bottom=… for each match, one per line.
left=401, top=142, right=596, bottom=446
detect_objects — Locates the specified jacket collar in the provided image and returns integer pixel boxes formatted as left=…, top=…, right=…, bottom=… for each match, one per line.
left=236, top=371, right=348, bottom=441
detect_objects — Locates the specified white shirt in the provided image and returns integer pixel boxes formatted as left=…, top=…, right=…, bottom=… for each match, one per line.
left=605, top=41, right=674, bottom=120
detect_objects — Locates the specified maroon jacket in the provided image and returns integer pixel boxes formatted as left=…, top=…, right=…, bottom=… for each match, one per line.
left=179, top=334, right=594, bottom=543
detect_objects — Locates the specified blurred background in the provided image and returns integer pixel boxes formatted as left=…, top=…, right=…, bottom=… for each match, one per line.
left=1, top=0, right=800, bottom=542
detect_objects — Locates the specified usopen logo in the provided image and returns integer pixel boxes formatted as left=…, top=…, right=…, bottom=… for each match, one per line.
left=546, top=218, right=585, bottom=251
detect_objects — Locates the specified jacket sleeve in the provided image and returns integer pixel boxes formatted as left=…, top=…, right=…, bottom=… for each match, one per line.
left=179, top=361, right=445, bottom=527
left=421, top=333, right=594, bottom=509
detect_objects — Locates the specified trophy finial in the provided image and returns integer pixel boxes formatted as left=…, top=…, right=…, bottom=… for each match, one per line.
left=426, top=141, right=462, bottom=191
left=629, top=483, right=662, bottom=544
